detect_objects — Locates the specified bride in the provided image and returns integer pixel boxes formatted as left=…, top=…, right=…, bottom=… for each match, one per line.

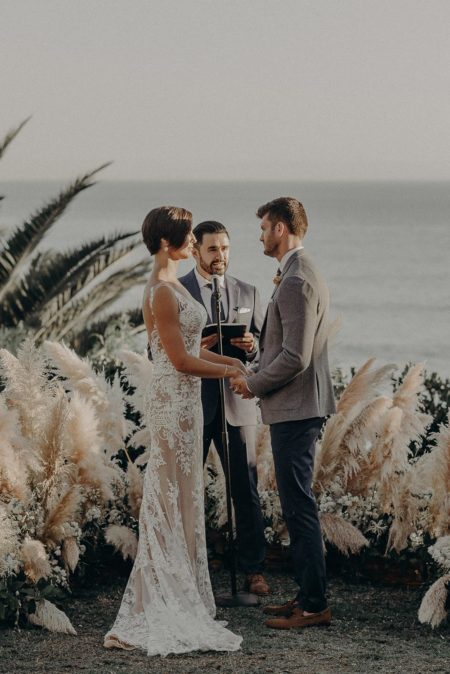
left=104, top=206, right=244, bottom=656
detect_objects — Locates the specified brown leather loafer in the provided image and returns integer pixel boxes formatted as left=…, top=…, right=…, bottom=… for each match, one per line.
left=244, top=573, right=270, bottom=596
left=262, top=598, right=299, bottom=617
left=265, top=606, right=331, bottom=629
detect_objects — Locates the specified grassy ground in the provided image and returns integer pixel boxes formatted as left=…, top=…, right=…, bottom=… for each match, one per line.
left=0, top=571, right=449, bottom=674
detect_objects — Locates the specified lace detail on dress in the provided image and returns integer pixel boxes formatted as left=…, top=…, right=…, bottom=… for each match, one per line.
left=105, top=284, right=242, bottom=656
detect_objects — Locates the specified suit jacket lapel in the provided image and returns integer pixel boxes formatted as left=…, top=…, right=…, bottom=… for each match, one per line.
left=226, top=275, right=239, bottom=323
left=181, top=269, right=206, bottom=309
left=261, top=250, right=304, bottom=340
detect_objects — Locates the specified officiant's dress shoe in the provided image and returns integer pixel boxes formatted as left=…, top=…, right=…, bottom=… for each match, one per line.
left=244, top=573, right=270, bottom=596
left=265, top=606, right=331, bottom=629
left=262, top=598, right=299, bottom=617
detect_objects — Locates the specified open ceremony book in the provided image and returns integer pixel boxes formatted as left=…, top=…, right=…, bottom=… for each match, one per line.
left=202, top=323, right=247, bottom=361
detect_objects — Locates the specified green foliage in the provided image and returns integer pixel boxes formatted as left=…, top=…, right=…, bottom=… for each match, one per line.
left=0, top=574, right=66, bottom=627
left=0, top=119, right=151, bottom=347
left=393, top=365, right=449, bottom=457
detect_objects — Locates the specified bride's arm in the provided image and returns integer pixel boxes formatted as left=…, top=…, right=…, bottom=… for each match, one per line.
left=149, top=285, right=242, bottom=379
left=199, top=347, right=245, bottom=372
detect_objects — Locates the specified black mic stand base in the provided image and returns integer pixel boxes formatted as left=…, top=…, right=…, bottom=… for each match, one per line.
left=215, top=591, right=260, bottom=608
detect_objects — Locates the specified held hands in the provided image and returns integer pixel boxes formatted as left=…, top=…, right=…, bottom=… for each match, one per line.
left=224, top=359, right=248, bottom=383
left=229, top=331, right=255, bottom=353
left=231, top=358, right=248, bottom=375
left=229, top=374, right=255, bottom=399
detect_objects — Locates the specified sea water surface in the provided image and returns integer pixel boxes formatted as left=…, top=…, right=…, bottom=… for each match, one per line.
left=1, top=180, right=449, bottom=376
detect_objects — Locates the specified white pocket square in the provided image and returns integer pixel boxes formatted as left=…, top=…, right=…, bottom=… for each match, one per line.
left=237, top=307, right=251, bottom=314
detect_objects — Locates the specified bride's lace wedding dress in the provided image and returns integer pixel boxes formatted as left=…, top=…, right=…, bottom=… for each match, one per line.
left=104, top=285, right=242, bottom=656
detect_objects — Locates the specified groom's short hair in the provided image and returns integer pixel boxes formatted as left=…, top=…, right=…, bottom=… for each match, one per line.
left=193, top=220, right=230, bottom=246
left=257, top=197, right=308, bottom=238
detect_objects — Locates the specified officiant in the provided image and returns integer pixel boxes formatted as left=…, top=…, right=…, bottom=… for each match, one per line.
left=179, top=220, right=269, bottom=597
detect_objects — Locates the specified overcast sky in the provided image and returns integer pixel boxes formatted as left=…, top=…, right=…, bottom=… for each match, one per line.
left=2, top=0, right=450, bottom=181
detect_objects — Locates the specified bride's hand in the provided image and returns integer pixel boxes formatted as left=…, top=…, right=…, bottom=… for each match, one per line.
left=227, top=365, right=245, bottom=379
left=231, top=358, right=247, bottom=375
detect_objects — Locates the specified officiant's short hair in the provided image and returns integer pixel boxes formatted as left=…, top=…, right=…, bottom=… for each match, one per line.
left=142, top=206, right=192, bottom=254
left=193, top=221, right=230, bottom=246
left=257, top=197, right=308, bottom=238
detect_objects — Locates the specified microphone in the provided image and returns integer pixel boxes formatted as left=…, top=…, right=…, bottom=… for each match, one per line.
left=211, top=274, right=222, bottom=297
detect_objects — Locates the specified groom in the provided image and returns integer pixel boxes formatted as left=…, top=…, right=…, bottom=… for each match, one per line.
left=179, top=220, right=269, bottom=596
left=231, top=197, right=336, bottom=628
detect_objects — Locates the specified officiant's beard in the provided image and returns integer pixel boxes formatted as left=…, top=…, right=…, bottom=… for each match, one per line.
left=196, top=252, right=228, bottom=277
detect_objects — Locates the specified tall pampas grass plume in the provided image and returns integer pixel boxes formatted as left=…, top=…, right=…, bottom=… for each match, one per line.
left=44, top=341, right=130, bottom=457
left=336, top=359, right=396, bottom=420
left=0, top=506, right=19, bottom=575
left=29, top=599, right=77, bottom=634
left=428, top=537, right=450, bottom=571
left=315, top=360, right=395, bottom=494
left=320, top=512, right=369, bottom=556
left=0, top=341, right=52, bottom=441
left=423, top=424, right=450, bottom=537
left=418, top=574, right=450, bottom=628
left=62, top=537, right=80, bottom=572
left=64, top=392, right=115, bottom=502
left=105, top=524, right=138, bottom=561
left=42, top=486, right=82, bottom=546
left=118, top=348, right=154, bottom=413
left=21, top=539, right=52, bottom=583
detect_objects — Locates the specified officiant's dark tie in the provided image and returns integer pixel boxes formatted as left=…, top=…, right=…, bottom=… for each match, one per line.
left=206, top=283, right=226, bottom=322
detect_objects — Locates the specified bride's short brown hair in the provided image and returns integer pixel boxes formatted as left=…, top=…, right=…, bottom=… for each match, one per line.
left=142, top=206, right=193, bottom=254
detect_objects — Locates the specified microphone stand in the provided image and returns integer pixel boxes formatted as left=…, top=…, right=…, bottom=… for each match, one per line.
left=211, top=275, right=259, bottom=608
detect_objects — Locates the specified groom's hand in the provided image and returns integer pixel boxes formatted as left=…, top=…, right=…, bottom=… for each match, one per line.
left=230, top=375, right=255, bottom=399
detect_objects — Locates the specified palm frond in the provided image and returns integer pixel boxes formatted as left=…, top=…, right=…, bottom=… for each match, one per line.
left=0, top=163, right=111, bottom=300
left=0, top=117, right=31, bottom=160
left=35, top=260, right=149, bottom=342
left=1, top=232, right=141, bottom=326
left=74, top=307, right=144, bottom=356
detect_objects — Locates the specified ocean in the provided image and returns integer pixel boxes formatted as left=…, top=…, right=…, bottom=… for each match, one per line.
left=1, top=180, right=449, bottom=377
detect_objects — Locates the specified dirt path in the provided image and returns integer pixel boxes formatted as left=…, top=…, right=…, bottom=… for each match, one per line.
left=1, top=572, right=448, bottom=674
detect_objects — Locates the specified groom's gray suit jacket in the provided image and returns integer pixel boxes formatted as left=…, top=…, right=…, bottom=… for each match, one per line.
left=179, top=268, right=263, bottom=427
left=248, top=249, right=336, bottom=425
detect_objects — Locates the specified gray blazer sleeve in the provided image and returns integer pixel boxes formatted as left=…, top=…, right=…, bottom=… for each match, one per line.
left=248, top=276, right=318, bottom=397
left=246, top=286, right=264, bottom=362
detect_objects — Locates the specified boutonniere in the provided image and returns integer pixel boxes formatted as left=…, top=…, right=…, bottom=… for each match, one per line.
left=273, top=269, right=282, bottom=285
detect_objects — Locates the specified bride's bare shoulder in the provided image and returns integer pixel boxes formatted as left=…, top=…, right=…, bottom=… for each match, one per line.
left=144, top=282, right=179, bottom=310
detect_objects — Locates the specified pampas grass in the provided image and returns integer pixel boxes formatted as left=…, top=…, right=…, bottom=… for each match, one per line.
left=0, top=340, right=143, bottom=631
left=320, top=512, right=369, bottom=556
left=314, top=360, right=396, bottom=492
left=0, top=339, right=52, bottom=441
left=21, top=539, right=51, bottom=583
left=64, top=392, right=115, bottom=501
left=424, top=425, right=450, bottom=538
left=29, top=599, right=77, bottom=635
left=1, top=339, right=446, bottom=632
left=0, top=506, right=19, bottom=575
left=105, top=524, right=138, bottom=561
left=418, top=574, right=450, bottom=628
left=42, top=486, right=82, bottom=546
left=44, top=340, right=131, bottom=457
left=118, top=348, right=154, bottom=413
left=428, top=537, right=450, bottom=571
left=62, top=537, right=80, bottom=572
